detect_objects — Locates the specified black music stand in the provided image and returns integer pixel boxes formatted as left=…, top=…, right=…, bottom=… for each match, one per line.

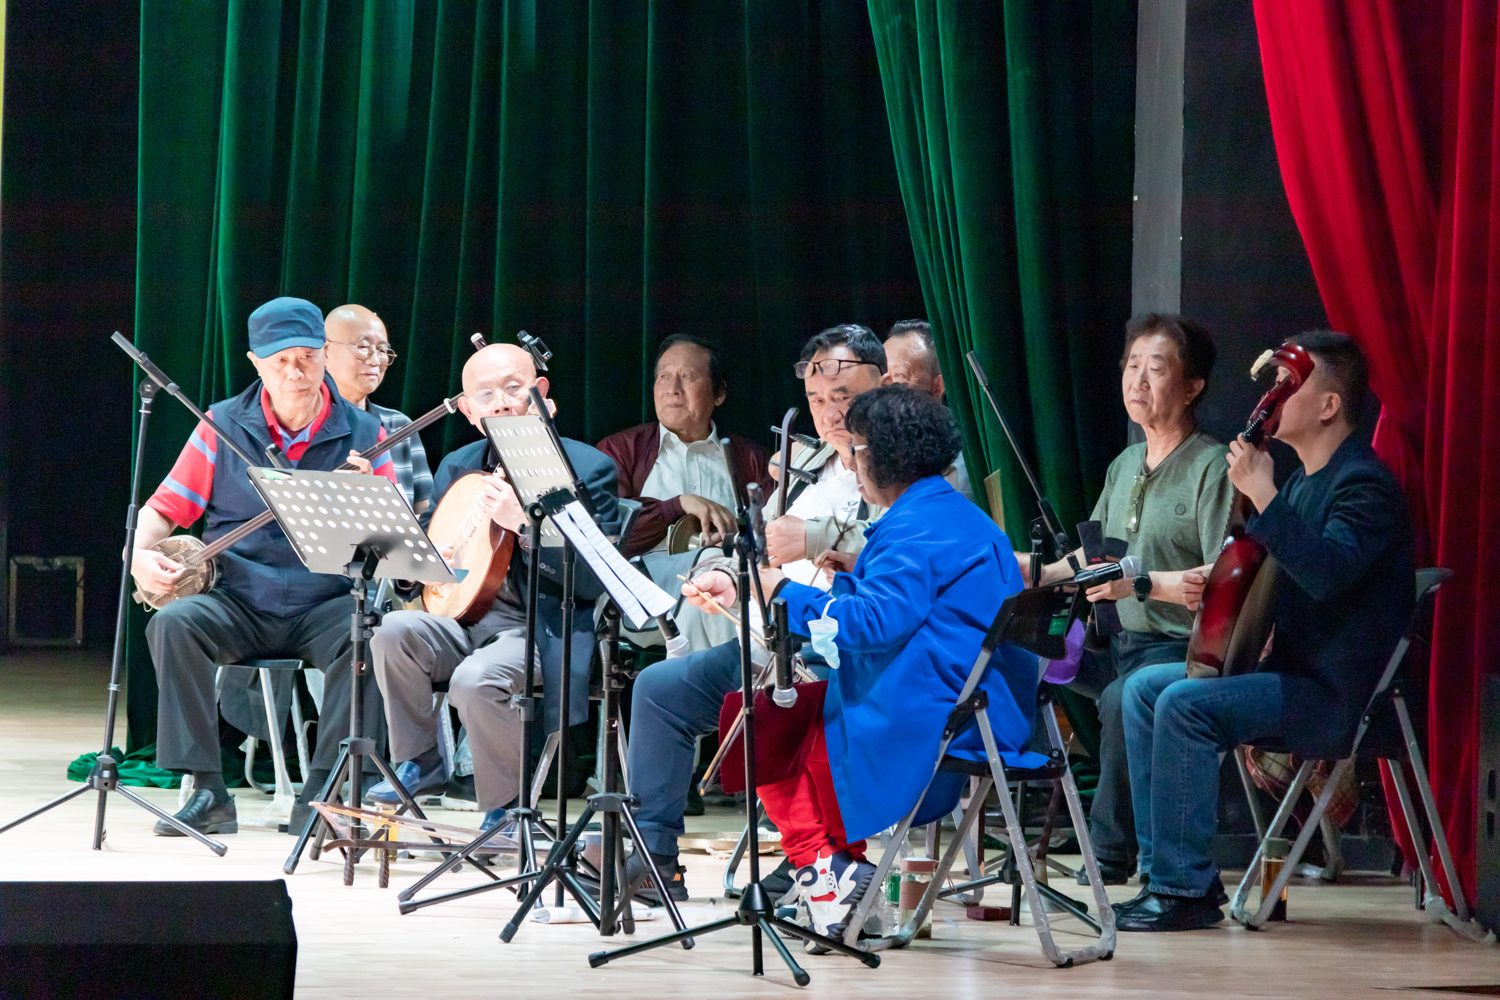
left=588, top=505, right=881, bottom=987
left=497, top=494, right=692, bottom=944
left=261, top=469, right=462, bottom=884
left=396, top=410, right=597, bottom=916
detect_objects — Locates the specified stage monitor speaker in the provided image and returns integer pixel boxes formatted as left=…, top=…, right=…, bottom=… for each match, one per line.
left=1479, top=675, right=1500, bottom=933
left=0, top=879, right=296, bottom=999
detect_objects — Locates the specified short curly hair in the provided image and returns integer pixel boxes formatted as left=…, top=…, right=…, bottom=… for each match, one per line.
left=844, top=385, right=963, bottom=489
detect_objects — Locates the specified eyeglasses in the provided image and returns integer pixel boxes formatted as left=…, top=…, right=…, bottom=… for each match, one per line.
left=329, top=339, right=397, bottom=366
left=468, top=383, right=534, bottom=410
left=794, top=358, right=880, bottom=379
left=1127, top=473, right=1147, bottom=533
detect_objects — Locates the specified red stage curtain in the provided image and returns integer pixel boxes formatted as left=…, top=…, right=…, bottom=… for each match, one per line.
left=1254, top=0, right=1498, bottom=906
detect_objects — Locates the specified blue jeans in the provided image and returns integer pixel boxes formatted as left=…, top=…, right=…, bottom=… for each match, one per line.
left=1122, top=663, right=1284, bottom=897
left=628, top=641, right=744, bottom=857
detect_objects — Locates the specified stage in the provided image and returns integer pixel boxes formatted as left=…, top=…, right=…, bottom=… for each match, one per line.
left=1, top=649, right=1494, bottom=999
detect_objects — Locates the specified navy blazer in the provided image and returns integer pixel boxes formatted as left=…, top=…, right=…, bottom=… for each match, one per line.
left=428, top=435, right=622, bottom=729
left=1246, top=434, right=1414, bottom=758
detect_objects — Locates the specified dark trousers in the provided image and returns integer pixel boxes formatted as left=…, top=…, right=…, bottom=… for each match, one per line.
left=146, top=589, right=383, bottom=775
left=1069, top=629, right=1189, bottom=866
left=627, top=640, right=743, bottom=857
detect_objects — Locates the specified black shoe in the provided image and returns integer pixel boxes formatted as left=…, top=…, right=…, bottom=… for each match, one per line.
left=441, top=772, right=479, bottom=812
left=1078, top=856, right=1136, bottom=886
left=1116, top=873, right=1224, bottom=915
left=684, top=781, right=705, bottom=817
left=624, top=850, right=689, bottom=904
left=155, top=790, right=237, bottom=837
left=1114, top=890, right=1224, bottom=932
left=761, top=856, right=797, bottom=900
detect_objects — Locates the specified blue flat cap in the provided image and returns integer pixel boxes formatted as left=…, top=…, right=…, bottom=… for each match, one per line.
left=248, top=297, right=326, bottom=358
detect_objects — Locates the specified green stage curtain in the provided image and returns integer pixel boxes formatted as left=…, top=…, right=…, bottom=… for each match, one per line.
left=866, top=0, right=1136, bottom=537
left=126, top=0, right=922, bottom=750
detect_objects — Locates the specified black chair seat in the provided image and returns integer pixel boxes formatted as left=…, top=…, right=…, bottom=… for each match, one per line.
left=939, top=753, right=1066, bottom=783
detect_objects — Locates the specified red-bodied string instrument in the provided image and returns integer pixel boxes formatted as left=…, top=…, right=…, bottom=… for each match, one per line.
left=1184, top=342, right=1315, bottom=678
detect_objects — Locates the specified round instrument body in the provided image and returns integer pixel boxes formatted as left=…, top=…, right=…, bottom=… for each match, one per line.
left=423, top=472, right=515, bottom=624
left=135, top=535, right=220, bottom=610
left=1185, top=531, right=1278, bottom=678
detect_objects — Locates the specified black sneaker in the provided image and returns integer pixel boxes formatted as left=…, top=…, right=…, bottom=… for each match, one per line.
left=441, top=772, right=479, bottom=812
left=761, top=856, right=797, bottom=900
left=624, top=850, right=689, bottom=904
left=155, top=790, right=237, bottom=837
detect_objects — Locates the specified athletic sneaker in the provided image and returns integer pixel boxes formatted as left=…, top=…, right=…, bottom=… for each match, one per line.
left=796, top=849, right=877, bottom=952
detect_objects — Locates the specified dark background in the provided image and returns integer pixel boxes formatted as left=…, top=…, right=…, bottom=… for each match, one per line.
left=1, top=1, right=1335, bottom=645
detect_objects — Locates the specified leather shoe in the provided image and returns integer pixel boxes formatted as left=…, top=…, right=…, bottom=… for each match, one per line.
left=1078, top=856, right=1136, bottom=886
left=1114, top=890, right=1224, bottom=931
left=155, top=790, right=236, bottom=837
left=1116, top=874, right=1227, bottom=915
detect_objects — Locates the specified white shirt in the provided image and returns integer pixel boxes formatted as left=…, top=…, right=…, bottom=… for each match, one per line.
left=779, top=452, right=862, bottom=588
left=641, top=422, right=737, bottom=552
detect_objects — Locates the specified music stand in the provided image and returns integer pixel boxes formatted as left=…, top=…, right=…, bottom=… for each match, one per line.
left=259, top=469, right=463, bottom=884
left=395, top=412, right=602, bottom=918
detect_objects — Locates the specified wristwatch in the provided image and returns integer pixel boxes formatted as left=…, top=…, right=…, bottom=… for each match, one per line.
left=1133, top=571, right=1153, bottom=602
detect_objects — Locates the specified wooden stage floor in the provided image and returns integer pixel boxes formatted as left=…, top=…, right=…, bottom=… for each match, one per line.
left=1, top=649, right=1495, bottom=998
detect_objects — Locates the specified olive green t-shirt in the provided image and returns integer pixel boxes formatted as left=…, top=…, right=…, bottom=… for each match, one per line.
left=1089, top=430, right=1234, bottom=637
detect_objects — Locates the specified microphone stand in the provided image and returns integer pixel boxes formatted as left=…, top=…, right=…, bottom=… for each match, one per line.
left=588, top=505, right=881, bottom=987
left=0, top=379, right=228, bottom=853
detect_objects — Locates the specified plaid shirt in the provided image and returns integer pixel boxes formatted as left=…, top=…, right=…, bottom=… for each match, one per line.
left=366, top=400, right=435, bottom=512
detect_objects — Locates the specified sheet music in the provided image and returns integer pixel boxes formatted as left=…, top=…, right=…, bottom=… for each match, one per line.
left=550, top=500, right=676, bottom=630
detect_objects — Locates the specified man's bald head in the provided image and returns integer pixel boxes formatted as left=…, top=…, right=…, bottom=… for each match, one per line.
left=323, top=303, right=392, bottom=407
left=458, top=343, right=552, bottom=428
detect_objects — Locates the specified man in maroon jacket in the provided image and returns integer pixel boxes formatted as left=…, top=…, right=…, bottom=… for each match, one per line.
left=599, top=334, right=772, bottom=557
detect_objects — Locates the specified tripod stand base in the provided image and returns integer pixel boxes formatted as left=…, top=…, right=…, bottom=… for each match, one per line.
left=0, top=758, right=228, bottom=856
left=588, top=882, right=880, bottom=986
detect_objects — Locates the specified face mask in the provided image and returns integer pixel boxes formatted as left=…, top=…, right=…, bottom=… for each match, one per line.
left=807, top=600, right=840, bottom=670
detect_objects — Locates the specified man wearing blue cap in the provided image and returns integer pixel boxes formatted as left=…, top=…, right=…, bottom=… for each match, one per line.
left=130, top=297, right=398, bottom=837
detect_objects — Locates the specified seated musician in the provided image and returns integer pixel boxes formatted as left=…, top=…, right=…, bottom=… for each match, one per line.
left=323, top=304, right=434, bottom=514
left=369, top=345, right=621, bottom=834
left=682, top=386, right=1036, bottom=943
left=1115, top=331, right=1413, bottom=931
left=598, top=334, right=771, bottom=558
left=1025, top=314, right=1232, bottom=887
left=881, top=319, right=974, bottom=502
left=128, top=297, right=396, bottom=836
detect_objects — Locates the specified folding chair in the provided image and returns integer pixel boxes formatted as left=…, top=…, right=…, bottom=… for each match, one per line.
left=1230, top=568, right=1484, bottom=938
left=212, top=658, right=314, bottom=826
left=841, top=590, right=1115, bottom=967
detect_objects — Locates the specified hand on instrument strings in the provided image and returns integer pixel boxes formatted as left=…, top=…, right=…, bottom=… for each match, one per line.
left=1182, top=567, right=1208, bottom=611
left=763, top=514, right=806, bottom=566
left=345, top=450, right=373, bottom=475
left=480, top=472, right=526, bottom=532
left=678, top=494, right=736, bottom=546
left=814, top=548, right=858, bottom=584
left=132, top=548, right=185, bottom=594
left=435, top=542, right=457, bottom=564
left=682, top=570, right=736, bottom=614
left=1226, top=438, right=1277, bottom=513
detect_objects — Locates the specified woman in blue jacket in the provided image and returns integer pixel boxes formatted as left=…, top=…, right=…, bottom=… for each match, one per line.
left=686, top=386, right=1035, bottom=941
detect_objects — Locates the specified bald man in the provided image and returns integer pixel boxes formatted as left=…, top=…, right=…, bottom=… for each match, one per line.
left=324, top=304, right=434, bottom=514
left=883, top=320, right=974, bottom=503
left=368, top=345, right=621, bottom=833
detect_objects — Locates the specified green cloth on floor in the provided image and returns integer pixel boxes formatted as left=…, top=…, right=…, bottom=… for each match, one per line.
left=68, top=743, right=284, bottom=789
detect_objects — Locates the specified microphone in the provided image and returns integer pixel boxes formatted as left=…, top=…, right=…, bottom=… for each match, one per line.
left=1073, top=554, right=1141, bottom=588
left=771, top=597, right=797, bottom=708
left=656, top=611, right=691, bottom=659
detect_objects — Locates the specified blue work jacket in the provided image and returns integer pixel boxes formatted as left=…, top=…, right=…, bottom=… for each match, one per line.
left=777, top=475, right=1036, bottom=842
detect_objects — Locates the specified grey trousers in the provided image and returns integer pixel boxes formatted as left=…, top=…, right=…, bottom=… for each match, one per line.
left=370, top=608, right=531, bottom=812
left=146, top=589, right=383, bottom=775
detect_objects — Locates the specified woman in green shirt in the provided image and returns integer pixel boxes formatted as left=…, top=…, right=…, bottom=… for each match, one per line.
left=1025, top=314, right=1233, bottom=886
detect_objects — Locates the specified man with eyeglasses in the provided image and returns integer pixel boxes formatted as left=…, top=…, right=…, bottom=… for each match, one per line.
left=365, top=344, right=621, bottom=838
left=323, top=304, right=434, bottom=515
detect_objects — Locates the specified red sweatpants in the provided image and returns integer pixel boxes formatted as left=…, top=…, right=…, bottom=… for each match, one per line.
left=757, top=724, right=867, bottom=868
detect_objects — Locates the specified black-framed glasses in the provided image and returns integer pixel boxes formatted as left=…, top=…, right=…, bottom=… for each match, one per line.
left=329, top=339, right=397, bottom=366
left=1127, top=473, right=1147, bottom=533
left=793, top=358, right=880, bottom=379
